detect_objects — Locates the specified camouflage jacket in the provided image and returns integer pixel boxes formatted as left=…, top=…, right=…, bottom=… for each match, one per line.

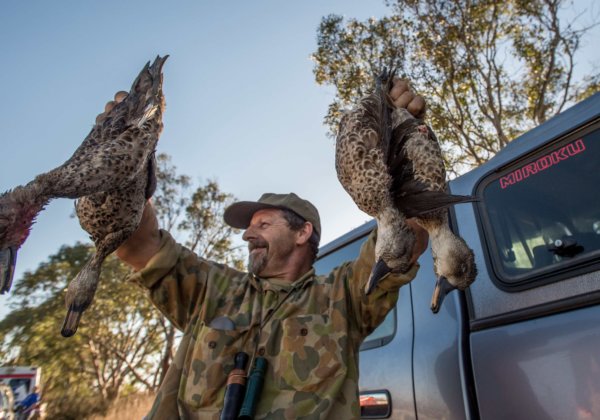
left=129, top=229, right=419, bottom=419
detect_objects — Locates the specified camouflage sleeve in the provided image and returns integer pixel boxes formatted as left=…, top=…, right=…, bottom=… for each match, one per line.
left=343, top=229, right=419, bottom=338
left=127, top=229, right=215, bottom=331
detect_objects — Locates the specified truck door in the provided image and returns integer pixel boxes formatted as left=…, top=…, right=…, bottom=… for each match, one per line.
left=463, top=102, right=600, bottom=419
left=314, top=224, right=417, bottom=419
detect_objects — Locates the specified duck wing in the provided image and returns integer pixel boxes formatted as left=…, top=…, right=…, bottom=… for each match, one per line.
left=388, top=115, right=477, bottom=217
left=76, top=154, right=155, bottom=242
left=335, top=70, right=398, bottom=217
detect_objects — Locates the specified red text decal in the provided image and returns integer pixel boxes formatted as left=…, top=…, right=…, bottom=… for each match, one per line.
left=499, top=139, right=585, bottom=189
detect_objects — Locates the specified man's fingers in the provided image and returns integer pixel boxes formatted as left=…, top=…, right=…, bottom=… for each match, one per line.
left=95, top=91, right=127, bottom=124
left=393, top=91, right=416, bottom=109
left=389, top=78, right=417, bottom=109
left=407, top=96, right=426, bottom=119
left=389, top=79, right=410, bottom=101
left=389, top=78, right=426, bottom=118
left=104, top=101, right=116, bottom=113
left=114, top=91, right=128, bottom=103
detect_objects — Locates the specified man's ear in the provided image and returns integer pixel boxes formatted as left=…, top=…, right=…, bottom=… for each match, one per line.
left=295, top=222, right=313, bottom=245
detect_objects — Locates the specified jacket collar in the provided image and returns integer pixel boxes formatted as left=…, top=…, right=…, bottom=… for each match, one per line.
left=248, top=268, right=316, bottom=292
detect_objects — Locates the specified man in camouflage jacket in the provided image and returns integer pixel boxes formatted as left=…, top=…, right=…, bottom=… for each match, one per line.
left=115, top=79, right=428, bottom=419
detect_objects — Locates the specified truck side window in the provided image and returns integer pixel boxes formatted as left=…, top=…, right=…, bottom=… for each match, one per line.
left=314, top=233, right=396, bottom=350
left=479, top=124, right=600, bottom=288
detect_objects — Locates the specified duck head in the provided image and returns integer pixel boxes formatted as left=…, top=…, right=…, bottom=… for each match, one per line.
left=0, top=184, right=47, bottom=293
left=430, top=231, right=477, bottom=313
left=365, top=207, right=416, bottom=295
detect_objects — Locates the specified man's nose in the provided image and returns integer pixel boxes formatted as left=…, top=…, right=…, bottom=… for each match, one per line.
left=242, top=226, right=256, bottom=241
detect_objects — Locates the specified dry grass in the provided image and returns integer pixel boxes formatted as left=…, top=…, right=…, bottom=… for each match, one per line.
left=88, top=393, right=155, bottom=420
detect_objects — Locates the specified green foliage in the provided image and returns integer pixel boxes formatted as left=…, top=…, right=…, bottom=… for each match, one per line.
left=153, top=153, right=245, bottom=270
left=313, top=0, right=599, bottom=173
left=179, top=181, right=243, bottom=267
left=313, top=14, right=411, bottom=131
left=153, top=153, right=191, bottom=232
left=0, top=245, right=163, bottom=419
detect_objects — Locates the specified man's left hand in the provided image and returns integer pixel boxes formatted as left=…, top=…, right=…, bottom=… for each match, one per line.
left=389, top=78, right=426, bottom=119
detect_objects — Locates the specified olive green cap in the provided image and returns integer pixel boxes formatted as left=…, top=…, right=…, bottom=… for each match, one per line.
left=224, top=193, right=321, bottom=237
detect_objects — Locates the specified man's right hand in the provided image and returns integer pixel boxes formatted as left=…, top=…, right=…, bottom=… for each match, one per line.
left=116, top=200, right=162, bottom=271
left=95, top=90, right=129, bottom=124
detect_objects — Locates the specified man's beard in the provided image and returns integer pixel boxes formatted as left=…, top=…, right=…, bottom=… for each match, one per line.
left=247, top=239, right=268, bottom=275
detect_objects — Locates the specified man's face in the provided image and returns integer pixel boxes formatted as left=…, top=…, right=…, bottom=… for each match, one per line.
left=242, top=209, right=297, bottom=277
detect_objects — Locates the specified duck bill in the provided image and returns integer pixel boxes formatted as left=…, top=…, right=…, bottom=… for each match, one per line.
left=430, top=276, right=456, bottom=314
left=364, top=259, right=392, bottom=295
left=0, top=246, right=17, bottom=294
left=61, top=305, right=83, bottom=338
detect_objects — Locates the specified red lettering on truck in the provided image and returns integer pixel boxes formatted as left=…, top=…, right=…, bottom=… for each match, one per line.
left=499, top=139, right=585, bottom=189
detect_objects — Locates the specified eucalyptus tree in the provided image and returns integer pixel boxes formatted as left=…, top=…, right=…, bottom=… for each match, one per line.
left=313, top=0, right=599, bottom=172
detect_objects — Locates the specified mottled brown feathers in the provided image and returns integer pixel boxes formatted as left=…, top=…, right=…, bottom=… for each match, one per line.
left=335, top=72, right=477, bottom=303
left=0, top=55, right=168, bottom=335
left=63, top=56, right=167, bottom=336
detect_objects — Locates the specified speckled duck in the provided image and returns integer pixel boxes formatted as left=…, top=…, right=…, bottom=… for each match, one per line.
left=335, top=71, right=477, bottom=312
left=0, top=55, right=168, bottom=336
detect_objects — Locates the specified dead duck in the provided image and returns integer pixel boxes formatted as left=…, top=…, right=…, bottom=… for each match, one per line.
left=335, top=71, right=477, bottom=312
left=0, top=55, right=167, bottom=332
left=62, top=153, right=157, bottom=337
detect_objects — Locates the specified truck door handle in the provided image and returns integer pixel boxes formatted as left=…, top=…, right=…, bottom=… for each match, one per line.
left=359, top=389, right=391, bottom=418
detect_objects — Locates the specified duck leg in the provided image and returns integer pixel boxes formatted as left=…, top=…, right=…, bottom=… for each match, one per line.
left=61, top=229, right=129, bottom=337
left=61, top=252, right=104, bottom=337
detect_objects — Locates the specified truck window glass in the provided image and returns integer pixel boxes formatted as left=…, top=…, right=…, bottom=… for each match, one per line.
left=315, top=232, right=396, bottom=350
left=481, top=125, right=600, bottom=286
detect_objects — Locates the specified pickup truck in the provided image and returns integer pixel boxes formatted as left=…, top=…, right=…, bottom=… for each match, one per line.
left=314, top=92, right=600, bottom=419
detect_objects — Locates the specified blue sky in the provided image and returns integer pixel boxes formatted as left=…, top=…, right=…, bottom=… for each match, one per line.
left=0, top=0, right=392, bottom=315
left=1, top=0, right=598, bottom=317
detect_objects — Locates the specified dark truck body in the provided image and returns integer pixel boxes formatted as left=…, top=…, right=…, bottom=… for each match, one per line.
left=314, top=92, right=600, bottom=419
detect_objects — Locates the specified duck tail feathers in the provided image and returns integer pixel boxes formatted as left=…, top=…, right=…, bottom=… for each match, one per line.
left=396, top=191, right=478, bottom=218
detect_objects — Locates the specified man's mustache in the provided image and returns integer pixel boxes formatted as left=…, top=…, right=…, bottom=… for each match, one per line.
left=248, top=238, right=268, bottom=252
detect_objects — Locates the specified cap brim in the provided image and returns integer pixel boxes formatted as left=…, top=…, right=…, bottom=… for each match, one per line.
left=223, top=201, right=282, bottom=230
